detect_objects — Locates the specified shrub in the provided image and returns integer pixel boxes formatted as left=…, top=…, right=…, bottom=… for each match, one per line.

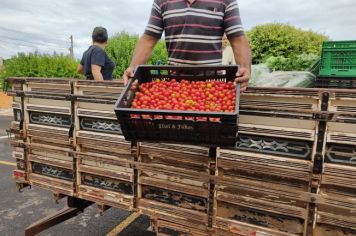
left=0, top=53, right=80, bottom=89
left=105, top=32, right=168, bottom=79
left=265, top=54, right=320, bottom=71
left=3, top=52, right=79, bottom=78
left=247, top=23, right=328, bottom=64
left=0, top=70, right=6, bottom=90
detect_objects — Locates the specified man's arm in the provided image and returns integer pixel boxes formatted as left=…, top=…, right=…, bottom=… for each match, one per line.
left=123, top=34, right=159, bottom=84
left=77, top=64, right=84, bottom=74
left=91, top=65, right=104, bottom=81
left=230, top=35, right=252, bottom=92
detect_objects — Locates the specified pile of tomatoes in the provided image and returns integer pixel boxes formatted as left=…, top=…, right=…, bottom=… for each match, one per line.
left=131, top=79, right=236, bottom=113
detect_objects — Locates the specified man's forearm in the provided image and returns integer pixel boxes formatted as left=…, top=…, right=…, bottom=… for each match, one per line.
left=129, top=34, right=159, bottom=69
left=93, top=72, right=104, bottom=81
left=230, top=35, right=252, bottom=70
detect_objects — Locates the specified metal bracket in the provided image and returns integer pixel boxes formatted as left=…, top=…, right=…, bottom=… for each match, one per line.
left=98, top=204, right=111, bottom=216
left=53, top=193, right=66, bottom=204
left=16, top=182, right=31, bottom=192
left=312, top=112, right=333, bottom=121
left=68, top=125, right=75, bottom=138
left=25, top=197, right=93, bottom=236
left=16, top=91, right=25, bottom=97
left=65, top=94, right=77, bottom=101
left=306, top=203, right=316, bottom=236
left=207, top=147, right=218, bottom=228
left=132, top=141, right=139, bottom=209
left=313, top=153, right=324, bottom=174
left=306, top=91, right=330, bottom=236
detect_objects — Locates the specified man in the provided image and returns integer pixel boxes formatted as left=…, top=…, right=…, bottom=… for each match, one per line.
left=77, top=27, right=115, bottom=81
left=123, top=0, right=251, bottom=92
left=222, top=34, right=236, bottom=65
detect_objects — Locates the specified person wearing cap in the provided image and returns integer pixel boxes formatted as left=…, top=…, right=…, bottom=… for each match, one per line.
left=123, top=0, right=251, bottom=91
left=77, top=27, right=115, bottom=81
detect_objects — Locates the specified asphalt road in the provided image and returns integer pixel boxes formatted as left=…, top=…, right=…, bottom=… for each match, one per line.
left=0, top=116, right=153, bottom=236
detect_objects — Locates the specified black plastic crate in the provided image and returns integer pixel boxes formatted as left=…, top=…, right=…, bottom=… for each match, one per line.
left=315, top=76, right=356, bottom=89
left=115, top=65, right=240, bottom=147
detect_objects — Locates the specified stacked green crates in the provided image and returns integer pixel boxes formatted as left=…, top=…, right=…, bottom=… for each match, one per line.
left=316, top=40, right=356, bottom=88
left=319, top=40, right=356, bottom=77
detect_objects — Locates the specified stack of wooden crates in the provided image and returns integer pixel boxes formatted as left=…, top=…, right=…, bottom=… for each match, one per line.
left=7, top=78, right=356, bottom=236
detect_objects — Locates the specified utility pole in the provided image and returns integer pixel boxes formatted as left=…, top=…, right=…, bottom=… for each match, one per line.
left=69, top=35, right=74, bottom=59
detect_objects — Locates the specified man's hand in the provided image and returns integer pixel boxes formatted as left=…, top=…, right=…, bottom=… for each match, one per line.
left=123, top=67, right=134, bottom=85
left=235, top=67, right=250, bottom=92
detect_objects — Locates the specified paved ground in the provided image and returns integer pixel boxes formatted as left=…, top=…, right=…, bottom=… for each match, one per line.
left=0, top=116, right=153, bottom=236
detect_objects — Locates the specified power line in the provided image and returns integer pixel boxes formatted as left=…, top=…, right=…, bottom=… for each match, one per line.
left=0, top=26, right=67, bottom=43
left=0, top=35, right=68, bottom=49
left=0, top=39, right=67, bottom=51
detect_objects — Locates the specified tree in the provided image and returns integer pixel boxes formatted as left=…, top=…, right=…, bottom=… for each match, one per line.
left=105, top=32, right=168, bottom=79
left=247, top=23, right=329, bottom=64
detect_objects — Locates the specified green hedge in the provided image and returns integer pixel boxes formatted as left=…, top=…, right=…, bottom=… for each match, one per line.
left=0, top=70, right=6, bottom=90
left=247, top=23, right=328, bottom=64
left=0, top=53, right=80, bottom=89
left=3, top=52, right=79, bottom=78
left=105, top=32, right=168, bottom=78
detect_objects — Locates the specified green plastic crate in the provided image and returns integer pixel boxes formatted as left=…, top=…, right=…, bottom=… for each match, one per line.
left=319, top=40, right=356, bottom=77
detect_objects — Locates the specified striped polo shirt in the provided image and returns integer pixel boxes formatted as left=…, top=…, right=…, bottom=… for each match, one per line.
left=145, top=0, right=245, bottom=65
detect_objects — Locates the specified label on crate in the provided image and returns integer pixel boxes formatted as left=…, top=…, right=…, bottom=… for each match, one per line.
left=32, top=163, right=74, bottom=181
left=142, top=186, right=208, bottom=212
left=29, top=112, right=71, bottom=128
left=326, top=144, right=356, bottom=166
left=158, top=123, right=194, bottom=131
left=81, top=173, right=133, bottom=195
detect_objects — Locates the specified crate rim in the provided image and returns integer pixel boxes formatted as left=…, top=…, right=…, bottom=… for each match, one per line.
left=323, top=40, right=356, bottom=44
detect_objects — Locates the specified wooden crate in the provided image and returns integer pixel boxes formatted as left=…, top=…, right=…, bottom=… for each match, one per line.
left=74, top=80, right=123, bottom=98
left=9, top=121, right=23, bottom=140
left=26, top=140, right=75, bottom=196
left=138, top=143, right=211, bottom=226
left=12, top=102, right=22, bottom=122
left=76, top=133, right=135, bottom=210
left=215, top=184, right=309, bottom=235
left=240, top=88, right=319, bottom=140
left=78, top=173, right=134, bottom=210
left=23, top=79, right=72, bottom=145
left=314, top=224, right=356, bottom=236
left=12, top=147, right=27, bottom=184
left=29, top=161, right=75, bottom=196
left=28, top=143, right=74, bottom=170
left=328, top=90, right=356, bottom=116
left=216, top=148, right=313, bottom=235
left=154, top=219, right=212, bottom=236
left=9, top=121, right=28, bottom=185
left=24, top=98, right=72, bottom=148
left=75, top=108, right=121, bottom=141
left=215, top=220, right=299, bottom=236
left=218, top=148, right=313, bottom=188
left=26, top=79, right=72, bottom=95
left=315, top=195, right=356, bottom=235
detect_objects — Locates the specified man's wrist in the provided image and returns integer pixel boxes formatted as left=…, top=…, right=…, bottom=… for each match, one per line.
left=127, top=65, right=136, bottom=71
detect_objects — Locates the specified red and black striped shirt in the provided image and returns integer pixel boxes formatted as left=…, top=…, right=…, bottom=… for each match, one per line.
left=145, top=0, right=244, bottom=65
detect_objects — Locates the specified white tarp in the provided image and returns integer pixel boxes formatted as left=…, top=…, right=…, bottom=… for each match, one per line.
left=249, top=64, right=315, bottom=88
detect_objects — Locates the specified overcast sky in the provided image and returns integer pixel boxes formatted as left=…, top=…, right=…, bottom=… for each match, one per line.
left=0, top=0, right=355, bottom=59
